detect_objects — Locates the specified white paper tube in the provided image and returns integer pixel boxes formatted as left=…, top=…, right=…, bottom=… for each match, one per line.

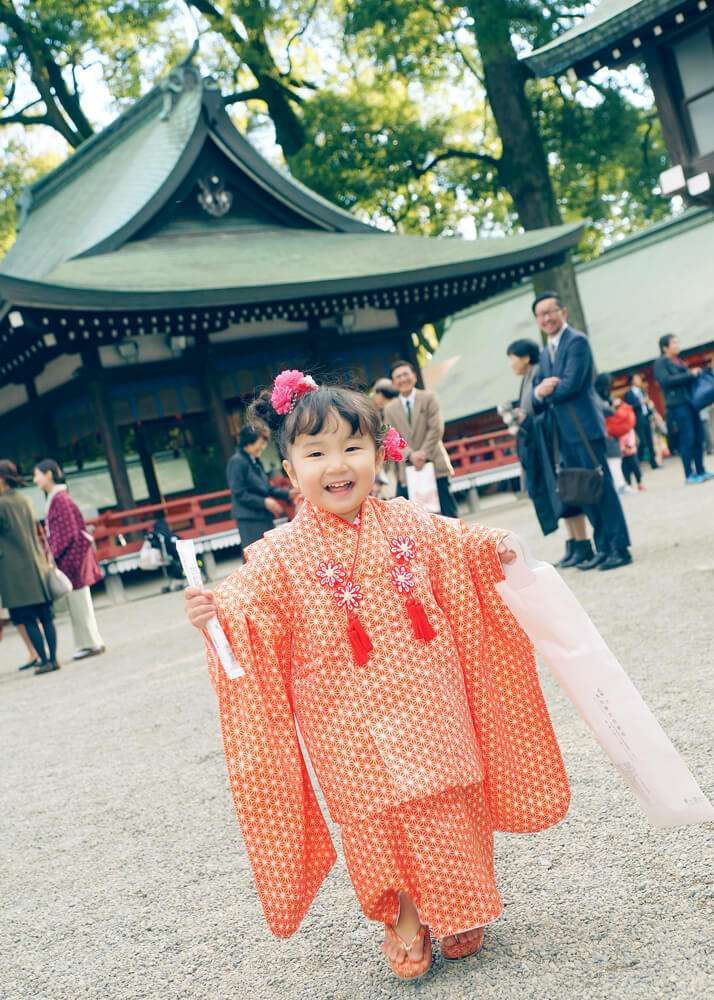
left=176, top=539, right=244, bottom=679
left=496, top=534, right=714, bottom=829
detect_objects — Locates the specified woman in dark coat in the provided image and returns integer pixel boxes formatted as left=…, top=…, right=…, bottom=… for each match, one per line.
left=226, top=426, right=292, bottom=551
left=0, top=460, right=59, bottom=675
left=33, top=459, right=105, bottom=660
left=506, top=339, right=594, bottom=567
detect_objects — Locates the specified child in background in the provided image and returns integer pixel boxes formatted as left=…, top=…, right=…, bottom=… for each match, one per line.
left=185, top=370, right=570, bottom=980
left=620, top=426, right=645, bottom=491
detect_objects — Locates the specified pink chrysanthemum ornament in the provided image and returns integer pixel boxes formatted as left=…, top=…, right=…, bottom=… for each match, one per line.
left=382, top=426, right=407, bottom=462
left=271, top=369, right=318, bottom=415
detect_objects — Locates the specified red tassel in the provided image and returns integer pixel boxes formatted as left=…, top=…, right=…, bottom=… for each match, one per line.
left=406, top=599, right=436, bottom=642
left=347, top=615, right=373, bottom=666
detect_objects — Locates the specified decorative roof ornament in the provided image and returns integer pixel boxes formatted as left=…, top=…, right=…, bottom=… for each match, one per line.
left=197, top=174, right=233, bottom=217
left=160, top=45, right=219, bottom=120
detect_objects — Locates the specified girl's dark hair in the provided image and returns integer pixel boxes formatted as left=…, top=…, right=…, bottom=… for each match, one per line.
left=35, top=458, right=65, bottom=483
left=249, top=381, right=384, bottom=457
left=0, top=459, right=26, bottom=488
left=506, top=338, right=540, bottom=364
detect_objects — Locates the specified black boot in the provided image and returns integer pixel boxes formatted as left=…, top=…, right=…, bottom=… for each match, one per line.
left=577, top=550, right=608, bottom=571
left=556, top=539, right=576, bottom=568
left=568, top=540, right=594, bottom=567
left=598, top=549, right=633, bottom=571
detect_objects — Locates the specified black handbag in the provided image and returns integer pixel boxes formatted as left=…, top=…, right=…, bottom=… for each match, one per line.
left=553, top=406, right=605, bottom=507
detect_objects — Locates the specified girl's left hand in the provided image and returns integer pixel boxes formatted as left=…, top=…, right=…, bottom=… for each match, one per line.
left=497, top=541, right=517, bottom=565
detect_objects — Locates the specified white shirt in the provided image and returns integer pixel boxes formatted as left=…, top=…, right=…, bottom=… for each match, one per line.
left=547, top=324, right=567, bottom=362
left=535, top=324, right=568, bottom=401
left=400, top=388, right=417, bottom=415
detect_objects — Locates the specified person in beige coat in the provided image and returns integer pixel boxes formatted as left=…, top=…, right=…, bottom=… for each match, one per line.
left=384, top=360, right=458, bottom=517
left=0, top=459, right=60, bottom=674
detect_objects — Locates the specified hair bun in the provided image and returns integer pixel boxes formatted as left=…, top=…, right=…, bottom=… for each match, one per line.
left=248, top=389, right=283, bottom=434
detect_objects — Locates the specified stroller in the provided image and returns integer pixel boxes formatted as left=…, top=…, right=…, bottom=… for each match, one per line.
left=140, top=516, right=196, bottom=593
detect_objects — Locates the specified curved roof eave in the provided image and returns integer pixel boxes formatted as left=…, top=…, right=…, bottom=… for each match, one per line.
left=0, top=224, right=584, bottom=311
left=522, top=0, right=681, bottom=78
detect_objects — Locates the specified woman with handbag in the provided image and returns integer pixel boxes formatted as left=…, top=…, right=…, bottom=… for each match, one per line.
left=33, top=459, right=105, bottom=660
left=653, top=335, right=713, bottom=485
left=0, top=459, right=60, bottom=675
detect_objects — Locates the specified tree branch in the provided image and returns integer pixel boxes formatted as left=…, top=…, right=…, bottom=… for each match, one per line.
left=223, top=87, right=264, bottom=105
left=415, top=148, right=501, bottom=178
left=283, top=0, right=320, bottom=80
left=0, top=109, right=50, bottom=127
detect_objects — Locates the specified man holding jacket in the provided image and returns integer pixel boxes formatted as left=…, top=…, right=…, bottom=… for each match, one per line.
left=532, top=292, right=632, bottom=571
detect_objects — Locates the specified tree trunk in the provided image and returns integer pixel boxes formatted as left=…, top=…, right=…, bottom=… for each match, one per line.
left=468, top=0, right=587, bottom=332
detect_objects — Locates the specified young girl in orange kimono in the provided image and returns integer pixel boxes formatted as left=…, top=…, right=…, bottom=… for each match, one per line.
left=186, top=370, right=570, bottom=980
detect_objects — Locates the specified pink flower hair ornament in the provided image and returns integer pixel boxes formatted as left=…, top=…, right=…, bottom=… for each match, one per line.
left=382, top=426, right=407, bottom=462
left=271, top=369, right=319, bottom=415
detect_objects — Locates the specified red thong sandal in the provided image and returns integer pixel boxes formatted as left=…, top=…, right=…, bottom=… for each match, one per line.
left=383, top=923, right=433, bottom=980
left=440, top=926, right=485, bottom=961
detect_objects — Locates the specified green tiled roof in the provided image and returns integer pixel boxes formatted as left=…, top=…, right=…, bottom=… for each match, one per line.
left=1, top=85, right=204, bottom=281
left=0, top=223, right=583, bottom=309
left=426, top=209, right=714, bottom=422
left=0, top=63, right=585, bottom=317
left=524, top=1, right=682, bottom=77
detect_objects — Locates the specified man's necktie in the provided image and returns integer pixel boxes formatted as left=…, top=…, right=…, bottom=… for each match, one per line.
left=406, top=400, right=412, bottom=424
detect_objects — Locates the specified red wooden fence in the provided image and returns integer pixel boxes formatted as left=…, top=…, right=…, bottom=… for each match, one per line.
left=88, top=430, right=519, bottom=562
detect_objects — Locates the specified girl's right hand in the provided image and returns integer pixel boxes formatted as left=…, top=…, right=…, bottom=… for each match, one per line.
left=185, top=587, right=217, bottom=629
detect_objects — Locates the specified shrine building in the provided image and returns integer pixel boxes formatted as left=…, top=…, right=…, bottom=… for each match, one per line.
left=0, top=63, right=582, bottom=510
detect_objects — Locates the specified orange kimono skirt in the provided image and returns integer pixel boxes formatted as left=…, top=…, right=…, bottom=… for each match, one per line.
left=207, top=497, right=570, bottom=938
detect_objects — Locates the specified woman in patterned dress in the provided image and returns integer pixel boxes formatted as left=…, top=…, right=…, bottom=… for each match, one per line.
left=33, top=460, right=105, bottom=660
left=185, top=372, right=570, bottom=980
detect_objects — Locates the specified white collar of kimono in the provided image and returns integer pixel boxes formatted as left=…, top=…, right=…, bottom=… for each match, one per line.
left=47, top=483, right=68, bottom=504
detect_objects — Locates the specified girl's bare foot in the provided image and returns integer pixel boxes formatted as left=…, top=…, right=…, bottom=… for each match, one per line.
left=383, top=892, right=424, bottom=963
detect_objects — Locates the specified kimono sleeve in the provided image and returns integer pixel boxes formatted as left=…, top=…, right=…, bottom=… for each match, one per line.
left=206, top=541, right=336, bottom=937
left=426, top=515, right=570, bottom=834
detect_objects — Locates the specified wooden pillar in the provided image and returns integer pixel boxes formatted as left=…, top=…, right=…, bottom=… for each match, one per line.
left=25, top=378, right=59, bottom=459
left=133, top=423, right=162, bottom=505
left=83, top=353, right=134, bottom=510
left=198, top=348, right=234, bottom=464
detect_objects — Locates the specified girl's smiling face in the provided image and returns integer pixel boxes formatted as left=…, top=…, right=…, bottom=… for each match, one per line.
left=283, top=410, right=382, bottom=522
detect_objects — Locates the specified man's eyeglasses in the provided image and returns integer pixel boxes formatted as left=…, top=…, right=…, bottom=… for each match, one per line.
left=535, top=308, right=563, bottom=319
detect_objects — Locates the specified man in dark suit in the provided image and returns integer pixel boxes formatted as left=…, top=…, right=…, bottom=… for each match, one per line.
left=532, top=291, right=632, bottom=571
left=226, top=426, right=291, bottom=551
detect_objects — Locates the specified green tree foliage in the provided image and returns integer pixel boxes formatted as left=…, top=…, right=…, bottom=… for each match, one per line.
left=0, top=0, right=674, bottom=270
left=0, top=139, right=61, bottom=254
left=0, top=1, right=179, bottom=145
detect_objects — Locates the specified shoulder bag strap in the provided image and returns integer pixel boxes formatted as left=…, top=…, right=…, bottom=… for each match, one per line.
left=567, top=404, right=603, bottom=471
left=37, top=520, right=56, bottom=567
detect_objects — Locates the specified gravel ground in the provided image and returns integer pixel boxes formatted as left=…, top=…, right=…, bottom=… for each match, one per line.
left=2, top=459, right=713, bottom=1000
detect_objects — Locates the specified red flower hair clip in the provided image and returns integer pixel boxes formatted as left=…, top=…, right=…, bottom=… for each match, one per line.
left=382, top=426, right=407, bottom=462
left=271, top=369, right=319, bottom=415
